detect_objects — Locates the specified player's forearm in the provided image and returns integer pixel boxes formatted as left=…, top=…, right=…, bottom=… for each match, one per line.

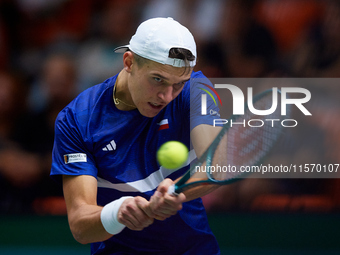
left=172, top=174, right=219, bottom=201
left=68, top=204, right=112, bottom=244
left=183, top=184, right=219, bottom=202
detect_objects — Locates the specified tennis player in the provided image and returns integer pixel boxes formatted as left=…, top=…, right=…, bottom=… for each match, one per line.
left=51, top=17, right=221, bottom=254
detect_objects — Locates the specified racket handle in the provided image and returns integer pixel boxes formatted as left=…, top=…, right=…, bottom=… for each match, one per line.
left=167, top=184, right=178, bottom=196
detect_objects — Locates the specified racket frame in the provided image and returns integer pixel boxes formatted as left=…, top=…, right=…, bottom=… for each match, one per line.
left=169, top=88, right=283, bottom=195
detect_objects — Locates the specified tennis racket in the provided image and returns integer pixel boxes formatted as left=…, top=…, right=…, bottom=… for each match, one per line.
left=168, top=88, right=288, bottom=195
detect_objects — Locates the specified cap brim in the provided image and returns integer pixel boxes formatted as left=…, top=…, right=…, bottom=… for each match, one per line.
left=114, top=45, right=130, bottom=53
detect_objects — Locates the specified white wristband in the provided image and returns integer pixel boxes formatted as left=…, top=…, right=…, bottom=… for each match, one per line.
left=100, top=196, right=133, bottom=235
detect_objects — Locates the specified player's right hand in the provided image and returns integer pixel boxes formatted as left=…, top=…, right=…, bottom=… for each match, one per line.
left=147, top=178, right=186, bottom=221
left=117, top=196, right=154, bottom=231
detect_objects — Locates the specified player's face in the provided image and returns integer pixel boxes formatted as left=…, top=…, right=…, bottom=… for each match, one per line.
left=128, top=58, right=192, bottom=118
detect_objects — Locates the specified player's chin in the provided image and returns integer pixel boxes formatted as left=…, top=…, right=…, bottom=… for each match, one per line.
left=140, top=103, right=165, bottom=117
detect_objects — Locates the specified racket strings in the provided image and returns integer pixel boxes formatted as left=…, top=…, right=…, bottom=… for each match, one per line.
left=210, top=91, right=283, bottom=182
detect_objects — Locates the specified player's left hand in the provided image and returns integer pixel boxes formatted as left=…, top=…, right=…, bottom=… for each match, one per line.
left=145, top=178, right=186, bottom=221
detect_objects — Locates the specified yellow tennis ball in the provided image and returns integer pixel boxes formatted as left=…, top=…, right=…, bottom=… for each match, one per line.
left=157, top=141, right=189, bottom=169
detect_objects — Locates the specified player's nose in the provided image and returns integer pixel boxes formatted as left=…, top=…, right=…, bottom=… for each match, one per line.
left=157, top=86, right=173, bottom=104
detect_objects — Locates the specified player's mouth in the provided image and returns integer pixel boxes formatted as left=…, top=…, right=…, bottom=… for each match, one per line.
left=148, top=102, right=164, bottom=110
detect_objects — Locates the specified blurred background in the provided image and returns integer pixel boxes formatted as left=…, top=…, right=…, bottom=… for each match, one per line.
left=0, top=0, right=340, bottom=254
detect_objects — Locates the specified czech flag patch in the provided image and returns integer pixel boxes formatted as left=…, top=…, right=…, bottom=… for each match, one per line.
left=158, top=119, right=169, bottom=131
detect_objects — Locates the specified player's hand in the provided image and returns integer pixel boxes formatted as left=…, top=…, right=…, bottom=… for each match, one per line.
left=117, top=196, right=154, bottom=231
left=148, top=178, right=186, bottom=221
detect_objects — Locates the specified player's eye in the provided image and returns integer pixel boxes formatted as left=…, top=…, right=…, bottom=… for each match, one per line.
left=153, top=77, right=163, bottom=83
left=173, top=81, right=185, bottom=91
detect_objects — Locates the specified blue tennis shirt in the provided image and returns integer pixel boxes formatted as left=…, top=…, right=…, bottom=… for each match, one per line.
left=51, top=71, right=220, bottom=254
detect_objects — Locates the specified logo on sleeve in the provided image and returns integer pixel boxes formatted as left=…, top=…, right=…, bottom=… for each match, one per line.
left=64, top=153, right=87, bottom=164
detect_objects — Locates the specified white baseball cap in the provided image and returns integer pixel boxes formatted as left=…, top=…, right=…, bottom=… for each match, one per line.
left=114, top=17, right=196, bottom=68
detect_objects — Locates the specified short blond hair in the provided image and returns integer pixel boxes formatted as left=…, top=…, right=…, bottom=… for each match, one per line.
left=132, top=48, right=195, bottom=75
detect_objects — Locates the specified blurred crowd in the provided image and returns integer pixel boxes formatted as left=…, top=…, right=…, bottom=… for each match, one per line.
left=0, top=0, right=340, bottom=214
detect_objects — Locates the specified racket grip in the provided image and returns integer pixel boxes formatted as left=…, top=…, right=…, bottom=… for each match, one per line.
left=167, top=184, right=178, bottom=196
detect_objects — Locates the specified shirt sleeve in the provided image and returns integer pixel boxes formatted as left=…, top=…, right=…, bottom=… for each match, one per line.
left=189, top=71, right=221, bottom=130
left=50, top=107, right=98, bottom=183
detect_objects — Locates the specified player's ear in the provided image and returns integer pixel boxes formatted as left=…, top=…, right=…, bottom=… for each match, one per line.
left=123, top=51, right=134, bottom=73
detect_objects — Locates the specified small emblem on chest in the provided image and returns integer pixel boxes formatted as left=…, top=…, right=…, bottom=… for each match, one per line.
left=102, top=140, right=117, bottom=151
left=158, top=119, right=169, bottom=131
